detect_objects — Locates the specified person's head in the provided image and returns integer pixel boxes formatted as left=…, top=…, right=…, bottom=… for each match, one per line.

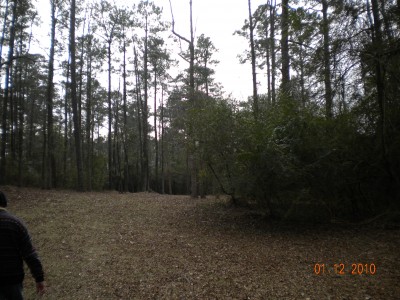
left=0, top=191, right=8, bottom=208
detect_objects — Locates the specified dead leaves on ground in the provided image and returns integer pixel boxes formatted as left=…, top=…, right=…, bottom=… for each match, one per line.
left=1, top=186, right=399, bottom=299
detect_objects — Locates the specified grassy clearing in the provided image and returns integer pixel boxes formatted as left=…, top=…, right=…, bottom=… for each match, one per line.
left=1, top=186, right=399, bottom=299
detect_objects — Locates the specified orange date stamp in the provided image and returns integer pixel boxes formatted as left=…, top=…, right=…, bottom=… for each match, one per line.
left=313, top=263, right=376, bottom=275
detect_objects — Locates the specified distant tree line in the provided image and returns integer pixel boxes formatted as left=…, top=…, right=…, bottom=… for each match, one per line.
left=0, top=0, right=399, bottom=221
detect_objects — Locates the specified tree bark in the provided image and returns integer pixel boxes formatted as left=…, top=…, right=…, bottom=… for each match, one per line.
left=322, top=0, right=333, bottom=118
left=1, top=1, right=17, bottom=184
left=18, top=21, right=34, bottom=186
left=265, top=2, right=271, bottom=104
left=10, top=62, right=16, bottom=163
left=70, top=0, right=84, bottom=191
left=270, top=0, right=276, bottom=104
left=281, top=0, right=290, bottom=94
left=16, top=30, right=24, bottom=187
left=153, top=69, right=159, bottom=192
left=86, top=12, right=93, bottom=191
left=107, top=39, right=113, bottom=189
left=0, top=0, right=9, bottom=62
left=299, top=43, right=306, bottom=106
left=188, top=0, right=197, bottom=198
left=142, top=11, right=149, bottom=192
left=380, top=1, right=393, bottom=40
left=78, top=11, right=87, bottom=146
left=371, top=0, right=386, bottom=149
left=17, top=78, right=24, bottom=187
left=133, top=46, right=143, bottom=191
left=248, top=0, right=258, bottom=118
left=122, top=29, right=129, bottom=192
left=45, top=0, right=57, bottom=188
left=63, top=58, right=70, bottom=186
left=161, top=85, right=165, bottom=194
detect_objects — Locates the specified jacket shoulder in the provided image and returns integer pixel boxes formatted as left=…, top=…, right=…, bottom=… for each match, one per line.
left=0, top=211, right=28, bottom=232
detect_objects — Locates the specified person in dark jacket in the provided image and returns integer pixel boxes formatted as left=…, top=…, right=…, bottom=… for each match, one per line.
left=0, top=191, right=46, bottom=299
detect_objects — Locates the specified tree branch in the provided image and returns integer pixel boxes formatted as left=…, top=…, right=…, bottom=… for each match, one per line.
left=288, top=39, right=316, bottom=50
left=207, top=163, right=230, bottom=196
left=168, top=0, right=191, bottom=44
left=0, top=55, right=37, bottom=67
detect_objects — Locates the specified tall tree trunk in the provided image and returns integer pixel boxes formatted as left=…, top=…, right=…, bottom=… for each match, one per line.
left=122, top=31, right=129, bottom=193
left=11, top=47, right=17, bottom=163
left=161, top=85, right=165, bottom=194
left=86, top=13, right=93, bottom=191
left=63, top=58, right=70, bottom=185
left=0, top=0, right=9, bottom=62
left=41, top=111, right=47, bottom=188
left=281, top=0, right=290, bottom=94
left=28, top=96, right=35, bottom=160
left=45, top=0, right=57, bottom=189
left=188, top=0, right=197, bottom=198
left=134, top=46, right=143, bottom=191
left=299, top=43, right=306, bottom=106
left=167, top=104, right=173, bottom=195
left=0, top=2, right=9, bottom=171
left=17, top=83, right=24, bottom=187
left=168, top=159, right=172, bottom=195
left=340, top=77, right=347, bottom=114
left=107, top=40, right=113, bottom=189
left=153, top=69, right=159, bottom=192
left=113, top=88, right=121, bottom=192
left=18, top=21, right=33, bottom=186
left=16, top=33, right=23, bottom=186
left=265, top=2, right=271, bottom=104
left=78, top=11, right=87, bottom=134
left=371, top=0, right=386, bottom=150
left=270, top=0, right=276, bottom=104
left=143, top=12, right=149, bottom=192
left=248, top=0, right=258, bottom=118
left=10, top=64, right=16, bottom=163
left=322, top=0, right=333, bottom=118
left=1, top=1, right=17, bottom=184
left=70, top=0, right=84, bottom=191
left=380, top=1, right=393, bottom=40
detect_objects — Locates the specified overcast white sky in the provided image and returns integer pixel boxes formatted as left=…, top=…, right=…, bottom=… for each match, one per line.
left=33, top=0, right=268, bottom=101
left=166, top=0, right=268, bottom=100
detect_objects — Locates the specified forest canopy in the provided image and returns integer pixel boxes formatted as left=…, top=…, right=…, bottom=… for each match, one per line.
left=0, top=0, right=399, bottom=221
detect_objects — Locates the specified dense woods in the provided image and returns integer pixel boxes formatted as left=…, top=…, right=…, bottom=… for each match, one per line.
left=0, top=0, right=399, bottom=221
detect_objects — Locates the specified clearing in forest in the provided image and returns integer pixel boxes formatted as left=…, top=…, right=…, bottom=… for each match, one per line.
left=2, top=187, right=399, bottom=299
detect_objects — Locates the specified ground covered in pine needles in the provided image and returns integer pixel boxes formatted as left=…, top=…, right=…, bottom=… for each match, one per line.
left=1, top=186, right=399, bottom=299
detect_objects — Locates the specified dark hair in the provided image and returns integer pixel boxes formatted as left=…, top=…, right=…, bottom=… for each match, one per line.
left=0, top=191, right=8, bottom=207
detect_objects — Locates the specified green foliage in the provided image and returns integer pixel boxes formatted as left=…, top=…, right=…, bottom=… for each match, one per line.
left=192, top=86, right=400, bottom=221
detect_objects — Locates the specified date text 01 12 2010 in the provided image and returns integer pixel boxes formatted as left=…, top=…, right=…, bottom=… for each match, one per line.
left=313, top=263, right=377, bottom=275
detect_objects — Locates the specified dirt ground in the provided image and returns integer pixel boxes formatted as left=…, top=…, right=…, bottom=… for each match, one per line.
left=1, top=186, right=399, bottom=299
